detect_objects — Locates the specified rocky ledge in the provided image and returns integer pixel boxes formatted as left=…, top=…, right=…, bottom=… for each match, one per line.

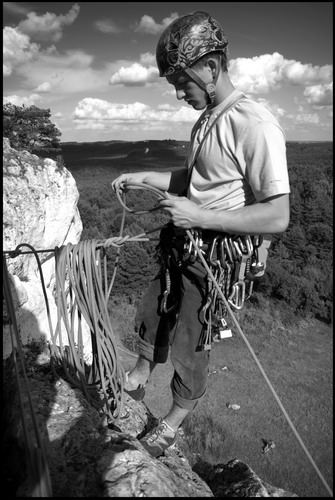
left=3, top=343, right=298, bottom=497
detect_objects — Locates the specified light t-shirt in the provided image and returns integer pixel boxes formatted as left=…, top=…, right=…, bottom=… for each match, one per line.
left=186, top=89, right=290, bottom=210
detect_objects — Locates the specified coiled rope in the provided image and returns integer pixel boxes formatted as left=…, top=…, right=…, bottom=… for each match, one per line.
left=114, top=181, right=333, bottom=498
left=50, top=190, right=169, bottom=422
left=52, top=240, right=125, bottom=421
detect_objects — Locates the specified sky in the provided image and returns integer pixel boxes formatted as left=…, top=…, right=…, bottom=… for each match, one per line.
left=3, top=2, right=333, bottom=143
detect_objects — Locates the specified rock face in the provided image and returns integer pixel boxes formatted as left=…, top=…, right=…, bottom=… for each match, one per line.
left=2, top=348, right=214, bottom=497
left=2, top=138, right=92, bottom=360
left=199, top=460, right=299, bottom=497
left=3, top=138, right=82, bottom=278
left=3, top=345, right=299, bottom=498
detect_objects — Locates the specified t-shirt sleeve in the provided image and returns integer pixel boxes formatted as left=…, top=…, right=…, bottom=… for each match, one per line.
left=242, top=121, right=290, bottom=201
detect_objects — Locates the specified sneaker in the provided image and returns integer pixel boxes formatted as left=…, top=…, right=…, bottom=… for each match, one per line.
left=124, top=371, right=145, bottom=401
left=140, top=418, right=176, bottom=457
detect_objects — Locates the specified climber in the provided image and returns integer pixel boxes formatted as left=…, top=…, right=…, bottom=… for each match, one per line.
left=111, top=10, right=290, bottom=458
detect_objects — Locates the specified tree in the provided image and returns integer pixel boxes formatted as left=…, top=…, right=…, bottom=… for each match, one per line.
left=3, top=103, right=62, bottom=157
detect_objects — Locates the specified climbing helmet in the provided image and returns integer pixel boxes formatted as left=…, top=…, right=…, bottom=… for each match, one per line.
left=156, top=11, right=228, bottom=77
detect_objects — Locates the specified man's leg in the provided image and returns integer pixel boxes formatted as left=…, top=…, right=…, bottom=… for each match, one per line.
left=124, top=265, right=179, bottom=397
left=125, top=356, right=157, bottom=388
left=140, top=259, right=209, bottom=457
left=163, top=403, right=190, bottom=432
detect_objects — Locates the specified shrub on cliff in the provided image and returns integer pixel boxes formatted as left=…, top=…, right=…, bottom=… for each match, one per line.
left=3, top=102, right=62, bottom=158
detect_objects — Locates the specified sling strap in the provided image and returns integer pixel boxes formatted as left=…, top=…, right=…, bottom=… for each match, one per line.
left=185, top=90, right=246, bottom=189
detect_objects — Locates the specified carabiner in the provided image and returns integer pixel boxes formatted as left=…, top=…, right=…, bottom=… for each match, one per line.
left=209, top=237, right=220, bottom=267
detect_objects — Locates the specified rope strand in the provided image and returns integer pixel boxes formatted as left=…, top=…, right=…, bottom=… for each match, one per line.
left=115, top=181, right=333, bottom=498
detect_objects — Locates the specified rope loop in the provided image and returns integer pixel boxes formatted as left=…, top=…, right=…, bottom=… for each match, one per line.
left=115, top=181, right=167, bottom=214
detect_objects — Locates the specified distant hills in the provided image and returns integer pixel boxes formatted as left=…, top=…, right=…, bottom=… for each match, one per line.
left=60, top=139, right=190, bottom=169
left=60, top=139, right=190, bottom=148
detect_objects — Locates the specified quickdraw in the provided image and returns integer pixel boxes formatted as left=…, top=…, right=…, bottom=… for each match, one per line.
left=159, top=250, right=177, bottom=314
left=183, top=230, right=271, bottom=349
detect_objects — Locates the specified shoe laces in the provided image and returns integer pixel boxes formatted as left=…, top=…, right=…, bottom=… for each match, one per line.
left=147, top=420, right=171, bottom=441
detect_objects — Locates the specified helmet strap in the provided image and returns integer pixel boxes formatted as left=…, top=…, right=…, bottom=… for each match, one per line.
left=184, top=67, right=217, bottom=104
left=206, top=83, right=216, bottom=102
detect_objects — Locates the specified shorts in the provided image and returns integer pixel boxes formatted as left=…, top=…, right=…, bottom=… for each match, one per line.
left=135, top=225, right=211, bottom=411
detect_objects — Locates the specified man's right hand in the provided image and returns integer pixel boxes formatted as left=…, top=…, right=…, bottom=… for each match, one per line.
left=111, top=172, right=148, bottom=193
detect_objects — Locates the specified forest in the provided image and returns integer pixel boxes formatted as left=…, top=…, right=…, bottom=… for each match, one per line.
left=61, top=139, right=333, bottom=325
left=3, top=103, right=332, bottom=324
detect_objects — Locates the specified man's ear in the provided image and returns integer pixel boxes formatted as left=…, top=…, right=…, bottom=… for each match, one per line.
left=207, top=58, right=219, bottom=80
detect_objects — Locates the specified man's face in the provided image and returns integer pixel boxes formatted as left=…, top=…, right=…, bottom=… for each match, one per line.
left=166, top=70, right=208, bottom=110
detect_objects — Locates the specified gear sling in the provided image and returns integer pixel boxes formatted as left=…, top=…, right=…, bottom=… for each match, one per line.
left=160, top=91, right=271, bottom=349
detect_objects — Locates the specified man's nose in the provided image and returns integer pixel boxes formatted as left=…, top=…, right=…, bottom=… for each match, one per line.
left=176, top=89, right=185, bottom=100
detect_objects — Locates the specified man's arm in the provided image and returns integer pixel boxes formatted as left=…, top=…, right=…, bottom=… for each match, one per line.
left=112, top=167, right=187, bottom=194
left=159, top=192, right=290, bottom=234
left=206, top=193, right=290, bottom=234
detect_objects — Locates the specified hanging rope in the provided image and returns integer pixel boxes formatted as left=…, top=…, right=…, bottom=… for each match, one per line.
left=3, top=254, right=53, bottom=497
left=114, top=181, right=333, bottom=498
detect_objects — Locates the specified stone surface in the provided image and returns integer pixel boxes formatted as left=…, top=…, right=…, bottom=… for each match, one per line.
left=3, top=138, right=82, bottom=278
left=3, top=138, right=92, bottom=361
left=3, top=349, right=213, bottom=497
left=3, top=345, right=299, bottom=497
left=204, top=460, right=299, bottom=497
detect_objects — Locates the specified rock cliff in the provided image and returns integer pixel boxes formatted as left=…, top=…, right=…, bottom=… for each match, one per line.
left=2, top=139, right=298, bottom=497
left=3, top=346, right=298, bottom=497
left=3, top=137, right=92, bottom=360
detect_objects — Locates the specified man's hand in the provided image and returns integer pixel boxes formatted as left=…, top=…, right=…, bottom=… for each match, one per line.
left=111, top=172, right=149, bottom=193
left=159, top=192, right=202, bottom=228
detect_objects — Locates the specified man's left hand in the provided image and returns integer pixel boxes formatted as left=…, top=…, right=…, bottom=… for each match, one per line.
left=159, top=192, right=202, bottom=228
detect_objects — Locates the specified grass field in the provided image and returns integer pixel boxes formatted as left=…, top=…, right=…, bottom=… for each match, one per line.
left=62, top=140, right=333, bottom=498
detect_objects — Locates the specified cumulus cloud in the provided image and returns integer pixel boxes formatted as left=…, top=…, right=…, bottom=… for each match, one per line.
left=255, top=98, right=286, bottom=119
left=94, top=18, right=122, bottom=34
left=110, top=63, right=159, bottom=86
left=294, top=113, right=320, bottom=124
left=34, top=81, right=52, bottom=93
left=134, top=13, right=179, bottom=35
left=282, top=60, right=332, bottom=86
left=303, top=82, right=333, bottom=107
left=158, top=103, right=178, bottom=111
left=284, top=111, right=320, bottom=126
left=229, top=52, right=333, bottom=94
left=72, top=98, right=200, bottom=129
left=3, top=26, right=40, bottom=76
left=17, top=3, right=80, bottom=42
left=8, top=47, right=109, bottom=94
left=140, top=52, right=156, bottom=66
left=73, top=99, right=150, bottom=121
left=163, top=88, right=177, bottom=98
left=3, top=93, right=42, bottom=107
